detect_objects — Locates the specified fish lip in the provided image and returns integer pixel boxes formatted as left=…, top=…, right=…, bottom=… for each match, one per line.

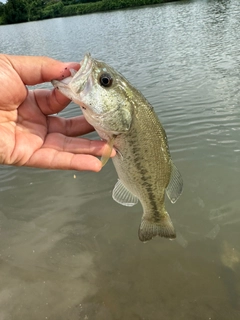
left=79, top=53, right=92, bottom=76
left=69, top=53, right=93, bottom=94
left=51, top=53, right=94, bottom=105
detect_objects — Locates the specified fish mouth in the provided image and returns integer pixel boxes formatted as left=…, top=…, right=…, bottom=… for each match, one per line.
left=52, top=53, right=93, bottom=95
left=70, top=53, right=93, bottom=93
left=79, top=53, right=92, bottom=78
left=51, top=53, right=97, bottom=119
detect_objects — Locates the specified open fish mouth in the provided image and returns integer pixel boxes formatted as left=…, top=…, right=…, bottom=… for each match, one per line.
left=67, top=53, right=94, bottom=94
left=51, top=53, right=93, bottom=93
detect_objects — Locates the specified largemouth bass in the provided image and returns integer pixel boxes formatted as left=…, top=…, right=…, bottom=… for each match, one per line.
left=52, top=54, right=183, bottom=242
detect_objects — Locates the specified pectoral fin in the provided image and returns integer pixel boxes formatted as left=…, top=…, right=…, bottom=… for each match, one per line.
left=101, top=137, right=115, bottom=167
left=166, top=161, right=183, bottom=204
left=112, top=179, right=138, bottom=207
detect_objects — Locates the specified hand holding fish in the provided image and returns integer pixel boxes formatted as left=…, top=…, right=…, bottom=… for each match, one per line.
left=0, top=54, right=114, bottom=171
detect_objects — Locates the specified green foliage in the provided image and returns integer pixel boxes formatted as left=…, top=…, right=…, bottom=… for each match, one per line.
left=25, top=0, right=46, bottom=21
left=101, top=0, right=166, bottom=10
left=76, top=0, right=100, bottom=3
left=3, top=0, right=28, bottom=23
left=41, top=1, right=64, bottom=19
left=61, top=1, right=102, bottom=16
left=1, top=0, right=46, bottom=24
left=0, top=2, right=4, bottom=16
left=0, top=0, right=181, bottom=25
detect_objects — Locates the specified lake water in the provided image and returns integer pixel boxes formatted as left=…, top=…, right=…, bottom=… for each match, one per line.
left=1, top=0, right=240, bottom=319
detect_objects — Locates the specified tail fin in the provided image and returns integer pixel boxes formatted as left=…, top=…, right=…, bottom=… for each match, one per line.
left=138, top=214, right=176, bottom=242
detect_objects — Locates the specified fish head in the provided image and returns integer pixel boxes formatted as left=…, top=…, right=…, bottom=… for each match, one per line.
left=52, top=53, right=134, bottom=135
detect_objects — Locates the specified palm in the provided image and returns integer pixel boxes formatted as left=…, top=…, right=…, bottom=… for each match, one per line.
left=0, top=91, right=47, bottom=165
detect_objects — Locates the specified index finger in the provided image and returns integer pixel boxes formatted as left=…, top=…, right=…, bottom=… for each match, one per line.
left=5, top=54, right=80, bottom=85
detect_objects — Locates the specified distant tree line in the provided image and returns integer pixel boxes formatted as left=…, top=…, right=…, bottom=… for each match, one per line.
left=0, top=0, right=180, bottom=25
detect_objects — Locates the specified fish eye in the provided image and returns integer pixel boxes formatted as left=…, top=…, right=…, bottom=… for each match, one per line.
left=99, top=73, right=113, bottom=87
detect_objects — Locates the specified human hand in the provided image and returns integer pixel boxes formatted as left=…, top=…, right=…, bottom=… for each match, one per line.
left=0, top=54, right=115, bottom=172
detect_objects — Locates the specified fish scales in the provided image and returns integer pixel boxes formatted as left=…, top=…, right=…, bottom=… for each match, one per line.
left=113, top=103, right=170, bottom=210
left=112, top=98, right=173, bottom=241
left=52, top=53, right=183, bottom=242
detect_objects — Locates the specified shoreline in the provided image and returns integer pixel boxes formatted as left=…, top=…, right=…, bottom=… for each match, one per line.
left=0, top=0, right=186, bottom=25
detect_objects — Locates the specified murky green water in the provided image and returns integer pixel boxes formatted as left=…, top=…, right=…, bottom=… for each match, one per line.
left=0, top=0, right=240, bottom=319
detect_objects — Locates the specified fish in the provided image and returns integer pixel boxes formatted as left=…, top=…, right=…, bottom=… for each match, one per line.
left=52, top=53, right=183, bottom=242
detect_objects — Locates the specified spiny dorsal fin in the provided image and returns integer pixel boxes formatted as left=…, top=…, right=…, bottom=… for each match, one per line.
left=112, top=179, right=138, bottom=207
left=166, top=161, right=183, bottom=204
